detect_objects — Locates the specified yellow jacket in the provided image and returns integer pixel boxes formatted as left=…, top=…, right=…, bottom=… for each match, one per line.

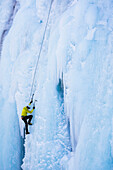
left=21, top=102, right=34, bottom=117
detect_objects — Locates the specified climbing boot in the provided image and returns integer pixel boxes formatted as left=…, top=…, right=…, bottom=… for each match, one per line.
left=28, top=123, right=32, bottom=125
left=26, top=132, right=30, bottom=135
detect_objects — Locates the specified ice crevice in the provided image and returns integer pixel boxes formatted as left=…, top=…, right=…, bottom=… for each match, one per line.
left=0, top=0, right=20, bottom=57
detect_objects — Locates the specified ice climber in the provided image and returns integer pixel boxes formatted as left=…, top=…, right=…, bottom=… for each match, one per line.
left=21, top=97, right=35, bottom=134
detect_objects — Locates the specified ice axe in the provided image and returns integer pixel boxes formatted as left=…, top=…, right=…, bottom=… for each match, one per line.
left=31, top=93, right=34, bottom=101
left=33, top=99, right=37, bottom=107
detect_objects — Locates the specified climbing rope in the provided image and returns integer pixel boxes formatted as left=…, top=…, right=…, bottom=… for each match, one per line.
left=29, top=0, right=54, bottom=99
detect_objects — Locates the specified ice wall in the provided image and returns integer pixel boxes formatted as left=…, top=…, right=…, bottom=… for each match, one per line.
left=0, top=0, right=22, bottom=169
left=0, top=0, right=113, bottom=169
left=21, top=0, right=72, bottom=169
left=22, top=0, right=113, bottom=169
left=52, top=0, right=113, bottom=169
left=0, top=0, right=20, bottom=56
left=0, top=0, right=72, bottom=169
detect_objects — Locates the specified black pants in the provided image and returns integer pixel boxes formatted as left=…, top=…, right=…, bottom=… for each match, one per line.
left=22, top=115, right=33, bottom=133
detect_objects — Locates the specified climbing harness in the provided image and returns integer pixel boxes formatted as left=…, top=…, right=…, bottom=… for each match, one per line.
left=29, top=0, right=54, bottom=99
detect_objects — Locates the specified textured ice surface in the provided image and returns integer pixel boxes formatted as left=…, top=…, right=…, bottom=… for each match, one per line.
left=0, top=0, right=113, bottom=169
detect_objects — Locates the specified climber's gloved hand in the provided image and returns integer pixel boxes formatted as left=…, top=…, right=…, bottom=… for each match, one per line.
left=33, top=106, right=35, bottom=109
